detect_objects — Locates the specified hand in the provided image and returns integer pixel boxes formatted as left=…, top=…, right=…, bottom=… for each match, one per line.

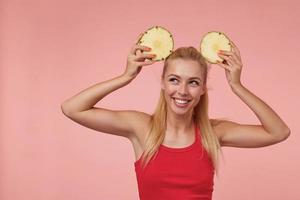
left=216, top=41, right=243, bottom=88
left=124, top=35, right=157, bottom=79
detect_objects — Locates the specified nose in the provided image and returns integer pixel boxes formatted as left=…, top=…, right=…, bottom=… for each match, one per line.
left=178, top=83, right=188, bottom=96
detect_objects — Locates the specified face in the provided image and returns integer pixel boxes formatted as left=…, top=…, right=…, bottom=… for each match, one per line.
left=161, top=58, right=206, bottom=117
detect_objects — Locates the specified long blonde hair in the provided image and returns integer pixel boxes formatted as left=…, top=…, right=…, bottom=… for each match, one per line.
left=139, top=46, right=224, bottom=176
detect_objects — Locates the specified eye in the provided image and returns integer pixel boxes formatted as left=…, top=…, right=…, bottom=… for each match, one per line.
left=190, top=80, right=200, bottom=86
left=169, top=78, right=179, bottom=84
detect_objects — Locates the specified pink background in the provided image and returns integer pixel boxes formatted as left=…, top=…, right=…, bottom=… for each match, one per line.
left=1, top=0, right=299, bottom=199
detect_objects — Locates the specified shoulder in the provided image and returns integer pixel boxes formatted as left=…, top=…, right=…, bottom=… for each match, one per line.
left=126, top=110, right=151, bottom=125
left=209, top=118, right=236, bottom=142
left=121, top=110, right=151, bottom=129
left=126, top=110, right=152, bottom=141
left=125, top=111, right=152, bottom=154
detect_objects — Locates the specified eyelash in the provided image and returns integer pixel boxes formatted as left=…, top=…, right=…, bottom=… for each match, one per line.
left=168, top=78, right=200, bottom=85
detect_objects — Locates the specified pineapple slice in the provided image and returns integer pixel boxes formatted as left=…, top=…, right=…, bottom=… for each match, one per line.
left=136, top=26, right=174, bottom=61
left=200, top=31, right=232, bottom=64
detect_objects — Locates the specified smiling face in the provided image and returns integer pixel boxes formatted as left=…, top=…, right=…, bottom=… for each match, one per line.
left=161, top=58, right=207, bottom=117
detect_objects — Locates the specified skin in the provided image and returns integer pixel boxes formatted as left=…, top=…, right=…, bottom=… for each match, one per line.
left=212, top=41, right=291, bottom=147
left=161, top=58, right=206, bottom=138
left=61, top=38, right=291, bottom=162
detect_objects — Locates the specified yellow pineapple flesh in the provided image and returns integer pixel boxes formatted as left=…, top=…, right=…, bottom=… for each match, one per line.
left=200, top=31, right=232, bottom=64
left=137, top=26, right=174, bottom=61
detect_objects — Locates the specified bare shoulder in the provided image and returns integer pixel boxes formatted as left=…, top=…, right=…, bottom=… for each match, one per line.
left=62, top=106, right=152, bottom=141
left=209, top=118, right=235, bottom=143
left=127, top=111, right=151, bottom=159
left=209, top=118, right=289, bottom=148
left=127, top=110, right=152, bottom=141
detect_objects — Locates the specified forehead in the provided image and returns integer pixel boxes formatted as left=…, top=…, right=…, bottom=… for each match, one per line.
left=165, top=59, right=203, bottom=79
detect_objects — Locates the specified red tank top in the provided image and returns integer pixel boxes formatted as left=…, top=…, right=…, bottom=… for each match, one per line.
left=134, top=123, right=215, bottom=200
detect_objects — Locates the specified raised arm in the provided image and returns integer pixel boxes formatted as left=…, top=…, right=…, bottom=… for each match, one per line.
left=213, top=41, right=290, bottom=148
left=61, top=42, right=156, bottom=140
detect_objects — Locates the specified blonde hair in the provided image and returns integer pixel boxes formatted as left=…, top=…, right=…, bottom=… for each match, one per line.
left=139, top=46, right=224, bottom=176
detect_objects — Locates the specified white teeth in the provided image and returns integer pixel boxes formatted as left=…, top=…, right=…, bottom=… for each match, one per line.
left=174, top=98, right=188, bottom=104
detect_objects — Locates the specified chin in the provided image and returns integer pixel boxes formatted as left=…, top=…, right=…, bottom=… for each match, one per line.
left=169, top=98, right=195, bottom=116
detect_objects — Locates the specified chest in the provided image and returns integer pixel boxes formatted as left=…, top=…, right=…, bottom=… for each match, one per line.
left=135, top=146, right=215, bottom=197
left=131, top=130, right=195, bottom=161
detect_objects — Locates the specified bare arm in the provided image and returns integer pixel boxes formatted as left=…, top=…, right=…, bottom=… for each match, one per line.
left=214, top=41, right=290, bottom=148
left=61, top=42, right=156, bottom=140
left=61, top=74, right=133, bottom=114
left=213, top=84, right=290, bottom=148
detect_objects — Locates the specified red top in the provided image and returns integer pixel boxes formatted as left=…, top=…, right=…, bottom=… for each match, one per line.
left=134, top=123, right=215, bottom=200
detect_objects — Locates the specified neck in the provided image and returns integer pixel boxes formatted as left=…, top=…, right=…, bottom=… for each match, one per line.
left=166, top=112, right=194, bottom=136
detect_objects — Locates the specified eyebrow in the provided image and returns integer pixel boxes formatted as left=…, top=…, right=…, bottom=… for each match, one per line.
left=167, top=74, right=202, bottom=81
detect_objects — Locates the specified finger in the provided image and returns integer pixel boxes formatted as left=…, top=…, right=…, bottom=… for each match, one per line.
left=229, top=40, right=241, bottom=56
left=226, top=57, right=237, bottom=66
left=130, top=44, right=152, bottom=55
left=136, top=49, right=142, bottom=56
left=216, top=61, right=231, bottom=71
left=217, top=53, right=238, bottom=68
left=218, top=51, right=239, bottom=64
left=219, top=46, right=239, bottom=57
left=134, top=53, right=156, bottom=61
left=218, top=50, right=237, bottom=60
left=218, top=50, right=233, bottom=56
left=141, top=59, right=157, bottom=66
left=229, top=40, right=237, bottom=49
left=129, top=33, right=145, bottom=55
left=225, top=56, right=239, bottom=67
left=217, top=53, right=231, bottom=63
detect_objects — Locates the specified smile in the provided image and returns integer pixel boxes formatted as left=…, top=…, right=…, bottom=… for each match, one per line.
left=172, top=97, right=192, bottom=107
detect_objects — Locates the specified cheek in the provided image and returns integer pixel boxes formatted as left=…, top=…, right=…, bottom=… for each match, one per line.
left=163, top=86, right=176, bottom=103
left=163, top=84, right=176, bottom=95
left=192, top=88, right=202, bottom=94
left=190, top=88, right=204, bottom=99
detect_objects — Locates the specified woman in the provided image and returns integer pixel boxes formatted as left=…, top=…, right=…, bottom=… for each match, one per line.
left=61, top=38, right=290, bottom=200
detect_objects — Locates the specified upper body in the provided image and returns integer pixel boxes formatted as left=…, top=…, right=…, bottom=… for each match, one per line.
left=61, top=37, right=291, bottom=199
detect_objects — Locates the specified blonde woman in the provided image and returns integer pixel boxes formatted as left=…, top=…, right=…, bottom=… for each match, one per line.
left=61, top=38, right=290, bottom=200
